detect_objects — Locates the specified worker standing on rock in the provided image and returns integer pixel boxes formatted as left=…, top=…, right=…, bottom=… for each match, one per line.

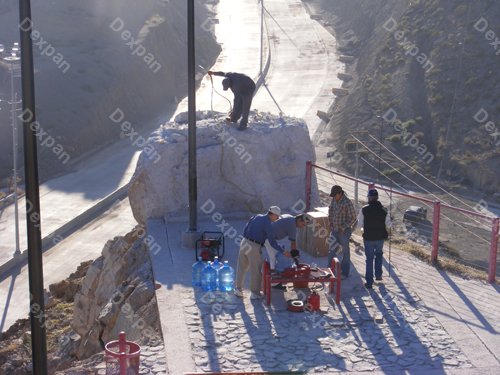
left=208, top=70, right=256, bottom=131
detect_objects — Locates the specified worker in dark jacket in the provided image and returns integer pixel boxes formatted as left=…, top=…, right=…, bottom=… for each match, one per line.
left=356, top=189, right=392, bottom=289
left=208, top=70, right=256, bottom=130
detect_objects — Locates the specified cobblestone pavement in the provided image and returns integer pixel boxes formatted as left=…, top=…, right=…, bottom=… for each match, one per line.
left=183, top=273, right=471, bottom=373
left=92, top=344, right=168, bottom=375
left=151, top=219, right=499, bottom=374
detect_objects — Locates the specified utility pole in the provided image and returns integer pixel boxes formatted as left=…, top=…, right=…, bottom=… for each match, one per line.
left=4, top=44, right=22, bottom=256
left=182, top=0, right=202, bottom=248
left=259, top=0, right=264, bottom=74
left=376, top=115, right=383, bottom=183
left=354, top=144, right=359, bottom=209
left=19, top=0, right=48, bottom=372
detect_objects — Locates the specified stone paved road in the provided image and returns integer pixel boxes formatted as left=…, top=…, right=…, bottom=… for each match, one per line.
left=149, top=218, right=500, bottom=374
left=183, top=271, right=471, bottom=373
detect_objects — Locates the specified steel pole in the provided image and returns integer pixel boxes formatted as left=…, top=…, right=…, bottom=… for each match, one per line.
left=187, top=0, right=197, bottom=231
left=305, top=160, right=312, bottom=211
left=12, top=88, right=20, bottom=256
left=259, top=0, right=264, bottom=74
left=431, top=201, right=441, bottom=262
left=354, top=148, right=359, bottom=209
left=488, top=217, right=499, bottom=283
left=19, top=1, right=47, bottom=373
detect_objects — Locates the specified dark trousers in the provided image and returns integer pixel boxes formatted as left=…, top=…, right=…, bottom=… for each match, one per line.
left=231, top=93, right=253, bottom=126
left=364, top=240, right=384, bottom=286
left=327, top=228, right=352, bottom=276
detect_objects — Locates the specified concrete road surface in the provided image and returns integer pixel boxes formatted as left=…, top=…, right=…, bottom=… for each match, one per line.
left=0, top=0, right=343, bottom=330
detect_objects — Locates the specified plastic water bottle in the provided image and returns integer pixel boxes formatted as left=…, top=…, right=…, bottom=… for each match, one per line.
left=192, top=257, right=205, bottom=287
left=212, top=257, right=222, bottom=289
left=212, top=256, right=222, bottom=270
left=218, top=261, right=235, bottom=292
left=201, top=262, right=217, bottom=291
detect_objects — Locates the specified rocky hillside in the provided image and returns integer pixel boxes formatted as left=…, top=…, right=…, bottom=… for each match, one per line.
left=0, top=0, right=220, bottom=182
left=0, top=226, right=161, bottom=373
left=308, top=0, right=499, bottom=196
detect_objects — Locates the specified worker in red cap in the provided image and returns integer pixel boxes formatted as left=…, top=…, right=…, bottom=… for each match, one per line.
left=357, top=189, right=392, bottom=289
left=208, top=70, right=256, bottom=131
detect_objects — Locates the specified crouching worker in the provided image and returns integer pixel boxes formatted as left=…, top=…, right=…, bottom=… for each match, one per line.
left=234, top=206, right=291, bottom=300
left=264, top=213, right=311, bottom=289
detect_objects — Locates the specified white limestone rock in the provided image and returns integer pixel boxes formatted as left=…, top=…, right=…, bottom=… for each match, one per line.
left=128, top=112, right=316, bottom=224
left=72, top=230, right=159, bottom=359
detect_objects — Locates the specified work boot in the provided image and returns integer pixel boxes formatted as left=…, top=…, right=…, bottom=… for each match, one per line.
left=250, top=292, right=264, bottom=300
left=237, top=122, right=248, bottom=131
left=272, top=283, right=286, bottom=290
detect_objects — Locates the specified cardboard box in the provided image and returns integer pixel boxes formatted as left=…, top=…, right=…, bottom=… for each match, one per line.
left=297, top=210, right=331, bottom=257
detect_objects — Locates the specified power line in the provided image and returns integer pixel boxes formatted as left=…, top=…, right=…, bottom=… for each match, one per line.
left=351, top=135, right=489, bottom=244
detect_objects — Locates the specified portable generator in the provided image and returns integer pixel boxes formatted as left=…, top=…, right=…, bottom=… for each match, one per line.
left=195, top=231, right=225, bottom=261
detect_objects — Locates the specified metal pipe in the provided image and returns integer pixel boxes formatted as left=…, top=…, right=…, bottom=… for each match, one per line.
left=187, top=0, right=197, bottom=231
left=19, top=1, right=47, bottom=372
left=305, top=160, right=312, bottom=211
left=354, top=147, right=359, bottom=209
left=11, top=68, right=20, bottom=256
left=259, top=0, right=264, bottom=74
left=488, top=217, right=499, bottom=283
left=431, top=201, right=441, bottom=262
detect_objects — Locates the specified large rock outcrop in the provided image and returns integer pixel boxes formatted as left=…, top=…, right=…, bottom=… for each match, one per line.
left=128, top=112, right=317, bottom=224
left=72, top=228, right=160, bottom=359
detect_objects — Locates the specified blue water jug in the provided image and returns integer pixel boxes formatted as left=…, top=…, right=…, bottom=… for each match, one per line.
left=192, top=257, right=205, bottom=287
left=211, top=257, right=222, bottom=289
left=218, top=261, right=235, bottom=292
left=201, top=262, right=217, bottom=291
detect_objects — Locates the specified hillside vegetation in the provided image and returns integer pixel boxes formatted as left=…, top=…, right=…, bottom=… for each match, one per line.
left=310, top=0, right=499, bottom=196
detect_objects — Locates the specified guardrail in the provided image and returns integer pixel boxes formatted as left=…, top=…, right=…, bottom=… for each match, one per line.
left=305, top=161, right=499, bottom=283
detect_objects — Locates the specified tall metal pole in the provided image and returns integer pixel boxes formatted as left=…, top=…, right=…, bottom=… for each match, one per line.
left=259, top=0, right=264, bottom=74
left=354, top=146, right=359, bottom=209
left=376, top=115, right=383, bottom=183
left=187, top=0, right=197, bottom=232
left=12, top=90, right=20, bottom=257
left=2, top=44, right=21, bottom=256
left=19, top=0, right=48, bottom=373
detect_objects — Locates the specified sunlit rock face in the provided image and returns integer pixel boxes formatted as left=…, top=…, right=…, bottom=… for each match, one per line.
left=128, top=111, right=317, bottom=224
left=72, top=230, right=159, bottom=359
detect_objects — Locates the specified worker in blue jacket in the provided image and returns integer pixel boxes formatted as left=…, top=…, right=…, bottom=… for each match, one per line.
left=208, top=70, right=256, bottom=131
left=235, top=206, right=291, bottom=300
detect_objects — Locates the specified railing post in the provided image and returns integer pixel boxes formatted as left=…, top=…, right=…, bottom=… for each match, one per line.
left=431, top=201, right=441, bottom=262
left=305, top=160, right=312, bottom=212
left=488, top=217, right=499, bottom=283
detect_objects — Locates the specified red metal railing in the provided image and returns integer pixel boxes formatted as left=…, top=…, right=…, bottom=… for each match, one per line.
left=305, top=161, right=499, bottom=283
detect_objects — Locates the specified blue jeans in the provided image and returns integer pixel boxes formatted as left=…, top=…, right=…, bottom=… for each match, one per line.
left=364, top=240, right=384, bottom=286
left=327, top=228, right=352, bottom=276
